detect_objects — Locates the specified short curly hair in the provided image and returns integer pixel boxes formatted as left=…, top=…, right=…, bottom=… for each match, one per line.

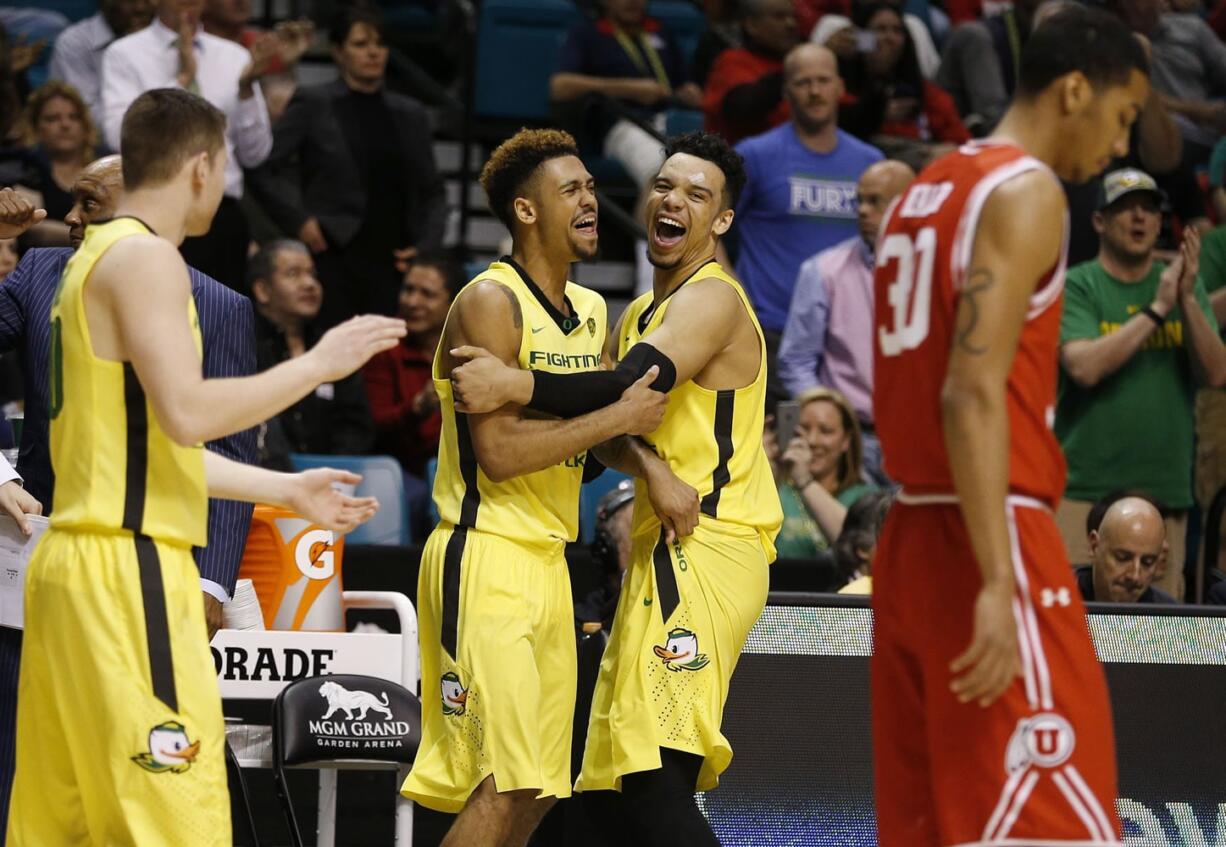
left=663, top=131, right=746, bottom=210
left=480, top=128, right=580, bottom=230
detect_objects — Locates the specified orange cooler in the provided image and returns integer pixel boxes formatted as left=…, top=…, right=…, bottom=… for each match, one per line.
left=238, top=505, right=345, bottom=631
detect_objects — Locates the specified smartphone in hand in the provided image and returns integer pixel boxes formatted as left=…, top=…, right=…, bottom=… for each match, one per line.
left=775, top=400, right=801, bottom=449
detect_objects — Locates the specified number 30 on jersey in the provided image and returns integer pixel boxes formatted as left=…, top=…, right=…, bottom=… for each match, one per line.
left=877, top=227, right=936, bottom=357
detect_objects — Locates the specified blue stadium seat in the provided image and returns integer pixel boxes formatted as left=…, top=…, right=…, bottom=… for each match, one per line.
left=288, top=454, right=410, bottom=546
left=650, top=0, right=707, bottom=65
left=579, top=469, right=632, bottom=544
left=474, top=0, right=581, bottom=121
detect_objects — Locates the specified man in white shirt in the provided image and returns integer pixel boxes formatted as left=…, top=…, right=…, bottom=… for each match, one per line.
left=49, top=0, right=154, bottom=125
left=101, top=0, right=276, bottom=291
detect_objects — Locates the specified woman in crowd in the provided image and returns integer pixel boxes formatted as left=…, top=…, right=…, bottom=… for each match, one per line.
left=21, top=81, right=97, bottom=222
left=838, top=2, right=968, bottom=167
left=772, top=387, right=877, bottom=559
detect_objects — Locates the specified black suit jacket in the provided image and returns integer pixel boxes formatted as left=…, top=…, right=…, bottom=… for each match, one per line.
left=247, top=79, right=447, bottom=250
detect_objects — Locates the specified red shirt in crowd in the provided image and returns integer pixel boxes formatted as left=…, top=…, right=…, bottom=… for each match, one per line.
left=703, top=48, right=792, bottom=144
left=878, top=81, right=971, bottom=144
left=362, top=341, right=442, bottom=476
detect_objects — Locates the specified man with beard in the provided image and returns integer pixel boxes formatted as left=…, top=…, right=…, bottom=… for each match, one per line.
left=0, top=155, right=256, bottom=835
left=1056, top=167, right=1226, bottom=599
left=449, top=130, right=783, bottom=846
left=400, top=128, right=679, bottom=847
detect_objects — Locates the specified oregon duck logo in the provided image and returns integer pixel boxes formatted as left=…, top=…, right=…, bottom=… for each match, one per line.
left=587, top=317, right=597, bottom=337
left=131, top=721, right=200, bottom=774
left=653, top=627, right=710, bottom=672
left=441, top=672, right=468, bottom=716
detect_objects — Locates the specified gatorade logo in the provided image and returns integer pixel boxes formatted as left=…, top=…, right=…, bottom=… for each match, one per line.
left=295, top=529, right=336, bottom=580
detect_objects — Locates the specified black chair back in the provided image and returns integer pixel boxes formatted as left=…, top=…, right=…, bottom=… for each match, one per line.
left=271, top=674, right=422, bottom=847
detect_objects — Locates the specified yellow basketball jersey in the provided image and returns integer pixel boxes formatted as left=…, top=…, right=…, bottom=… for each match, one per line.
left=432, top=259, right=607, bottom=545
left=619, top=261, right=782, bottom=558
left=48, top=217, right=207, bottom=547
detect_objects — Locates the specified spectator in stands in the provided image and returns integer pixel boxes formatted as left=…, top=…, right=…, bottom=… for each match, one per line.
left=201, top=0, right=313, bottom=123
left=778, top=159, right=913, bottom=484
left=1056, top=169, right=1226, bottom=600
left=550, top=0, right=702, bottom=189
left=837, top=4, right=969, bottom=168
left=49, top=0, right=153, bottom=124
left=835, top=488, right=893, bottom=594
left=937, top=0, right=1048, bottom=135
left=248, top=5, right=447, bottom=327
left=249, top=240, right=374, bottom=468
left=362, top=252, right=461, bottom=535
left=725, top=43, right=881, bottom=379
left=1078, top=495, right=1178, bottom=603
left=101, top=0, right=277, bottom=290
left=20, top=81, right=97, bottom=226
left=813, top=0, right=942, bottom=81
left=776, top=388, right=876, bottom=558
left=1112, top=0, right=1226, bottom=167
left=703, top=0, right=799, bottom=144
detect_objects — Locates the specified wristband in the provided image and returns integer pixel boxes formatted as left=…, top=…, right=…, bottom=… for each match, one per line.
left=1141, top=306, right=1166, bottom=326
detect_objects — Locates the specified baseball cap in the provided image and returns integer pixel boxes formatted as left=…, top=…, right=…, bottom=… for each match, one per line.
left=1098, top=168, right=1164, bottom=211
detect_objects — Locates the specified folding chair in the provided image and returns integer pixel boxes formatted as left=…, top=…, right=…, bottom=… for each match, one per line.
left=271, top=674, right=421, bottom=846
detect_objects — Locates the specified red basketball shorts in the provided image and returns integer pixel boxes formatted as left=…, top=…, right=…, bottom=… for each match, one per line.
left=871, top=494, right=1120, bottom=847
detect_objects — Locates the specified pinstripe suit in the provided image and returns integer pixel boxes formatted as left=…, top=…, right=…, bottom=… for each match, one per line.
left=0, top=246, right=257, bottom=835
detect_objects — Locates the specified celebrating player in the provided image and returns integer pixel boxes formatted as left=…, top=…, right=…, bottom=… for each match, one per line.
left=870, top=7, right=1149, bottom=845
left=400, top=128, right=680, bottom=847
left=6, top=89, right=403, bottom=846
left=450, top=130, right=783, bottom=846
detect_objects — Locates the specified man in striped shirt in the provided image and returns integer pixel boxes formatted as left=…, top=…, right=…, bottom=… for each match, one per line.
left=0, top=159, right=257, bottom=833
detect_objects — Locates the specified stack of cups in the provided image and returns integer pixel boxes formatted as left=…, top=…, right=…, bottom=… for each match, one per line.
left=222, top=578, right=266, bottom=631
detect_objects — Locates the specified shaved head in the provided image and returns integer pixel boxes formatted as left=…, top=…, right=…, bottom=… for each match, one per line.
left=1091, top=497, right=1167, bottom=603
left=66, top=155, right=124, bottom=249
left=857, top=159, right=915, bottom=246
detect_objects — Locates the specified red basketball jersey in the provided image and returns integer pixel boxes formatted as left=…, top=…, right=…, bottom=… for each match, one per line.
left=873, top=141, right=1068, bottom=507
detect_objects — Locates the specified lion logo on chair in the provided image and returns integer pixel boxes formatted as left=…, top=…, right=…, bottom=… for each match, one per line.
left=318, top=680, right=394, bottom=721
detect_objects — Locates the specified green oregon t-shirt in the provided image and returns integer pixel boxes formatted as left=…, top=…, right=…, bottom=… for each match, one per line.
left=774, top=481, right=875, bottom=559
left=1056, top=258, right=1218, bottom=507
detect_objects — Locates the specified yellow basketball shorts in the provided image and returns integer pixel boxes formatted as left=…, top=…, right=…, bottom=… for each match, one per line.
left=401, top=524, right=576, bottom=813
left=577, top=520, right=769, bottom=793
left=6, top=529, right=229, bottom=847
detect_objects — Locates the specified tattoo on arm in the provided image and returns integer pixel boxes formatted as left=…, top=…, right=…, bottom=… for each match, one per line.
left=496, top=283, right=523, bottom=330
left=955, top=268, right=994, bottom=355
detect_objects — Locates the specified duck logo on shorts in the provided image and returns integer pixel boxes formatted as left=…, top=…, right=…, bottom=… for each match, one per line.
left=131, top=721, right=200, bottom=774
left=653, top=627, right=710, bottom=672
left=587, top=317, right=597, bottom=337
left=441, top=672, right=468, bottom=716
left=1006, top=713, right=1075, bottom=772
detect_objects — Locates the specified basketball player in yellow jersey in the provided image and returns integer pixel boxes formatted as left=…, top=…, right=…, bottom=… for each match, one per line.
left=7, top=89, right=405, bottom=847
left=402, top=128, right=700, bottom=847
left=451, top=131, right=783, bottom=845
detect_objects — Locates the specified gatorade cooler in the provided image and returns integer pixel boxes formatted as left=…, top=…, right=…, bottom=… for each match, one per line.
left=238, top=505, right=345, bottom=631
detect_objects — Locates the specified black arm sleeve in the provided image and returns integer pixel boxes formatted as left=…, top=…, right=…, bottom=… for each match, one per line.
left=528, top=343, right=677, bottom=419
left=720, top=71, right=785, bottom=126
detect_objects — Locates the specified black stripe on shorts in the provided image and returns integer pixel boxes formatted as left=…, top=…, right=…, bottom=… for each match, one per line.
left=653, top=528, right=680, bottom=624
left=440, top=527, right=469, bottom=660
left=135, top=535, right=177, bottom=711
left=121, top=363, right=148, bottom=534
left=699, top=390, right=736, bottom=518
